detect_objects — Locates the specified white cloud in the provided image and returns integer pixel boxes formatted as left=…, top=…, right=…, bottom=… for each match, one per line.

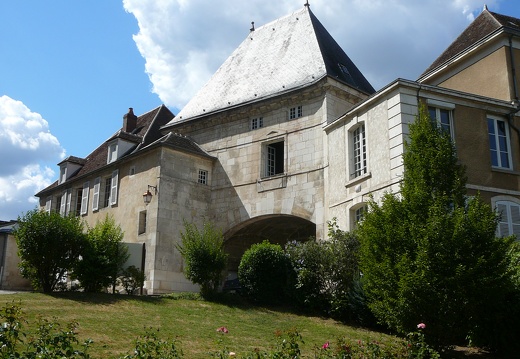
left=0, top=95, right=65, bottom=219
left=123, top=0, right=503, bottom=111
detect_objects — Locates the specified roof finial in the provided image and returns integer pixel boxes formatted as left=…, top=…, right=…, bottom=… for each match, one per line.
left=250, top=21, right=255, bottom=32
left=483, top=4, right=488, bottom=11
left=304, top=0, right=310, bottom=7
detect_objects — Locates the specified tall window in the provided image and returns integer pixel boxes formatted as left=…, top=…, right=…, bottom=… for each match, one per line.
left=92, top=177, right=100, bottom=211
left=80, top=181, right=89, bottom=215
left=103, top=178, right=111, bottom=208
left=488, top=117, right=512, bottom=169
left=352, top=124, right=367, bottom=178
left=138, top=210, right=147, bottom=235
left=428, top=106, right=453, bottom=137
left=496, top=201, right=520, bottom=238
left=289, top=106, right=302, bottom=120
left=264, top=141, right=284, bottom=177
left=75, top=188, right=83, bottom=216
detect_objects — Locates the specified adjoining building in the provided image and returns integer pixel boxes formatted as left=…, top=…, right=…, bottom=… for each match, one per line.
left=36, top=5, right=520, bottom=294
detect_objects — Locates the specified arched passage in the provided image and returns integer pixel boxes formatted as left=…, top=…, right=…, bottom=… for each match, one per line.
left=223, top=214, right=316, bottom=273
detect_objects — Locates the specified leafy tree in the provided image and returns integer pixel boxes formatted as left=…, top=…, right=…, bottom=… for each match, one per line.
left=357, top=105, right=516, bottom=348
left=14, top=209, right=85, bottom=292
left=118, top=265, right=146, bottom=295
left=238, top=240, right=293, bottom=304
left=72, top=215, right=128, bottom=293
left=177, top=220, right=228, bottom=297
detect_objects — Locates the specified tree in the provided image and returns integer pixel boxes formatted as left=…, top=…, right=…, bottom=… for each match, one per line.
left=14, top=209, right=85, bottom=292
left=177, top=220, right=228, bottom=297
left=72, top=215, right=128, bottom=293
left=357, top=105, right=516, bottom=348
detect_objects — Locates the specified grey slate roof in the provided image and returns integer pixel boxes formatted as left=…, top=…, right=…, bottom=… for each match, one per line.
left=169, top=6, right=374, bottom=124
left=420, top=8, right=520, bottom=79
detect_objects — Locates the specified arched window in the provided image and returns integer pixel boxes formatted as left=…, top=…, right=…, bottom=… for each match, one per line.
left=496, top=200, right=520, bottom=238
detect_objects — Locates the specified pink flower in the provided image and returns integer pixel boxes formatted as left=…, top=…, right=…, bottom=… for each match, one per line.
left=217, top=326, right=229, bottom=333
left=322, top=341, right=330, bottom=349
left=417, top=323, right=426, bottom=329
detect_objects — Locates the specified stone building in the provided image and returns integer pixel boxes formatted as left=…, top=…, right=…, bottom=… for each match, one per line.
left=36, top=5, right=520, bottom=294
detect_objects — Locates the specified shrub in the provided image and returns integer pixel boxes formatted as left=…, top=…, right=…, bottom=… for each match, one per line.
left=238, top=240, right=293, bottom=304
left=177, top=220, right=228, bottom=298
left=118, top=265, right=146, bottom=295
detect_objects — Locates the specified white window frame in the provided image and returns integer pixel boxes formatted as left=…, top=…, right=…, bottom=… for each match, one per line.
left=80, top=181, right=89, bottom=215
left=488, top=116, right=512, bottom=169
left=92, top=177, right=100, bottom=211
left=59, top=166, right=67, bottom=184
left=107, top=142, right=118, bottom=164
left=428, top=104, right=454, bottom=138
left=250, top=117, right=263, bottom=130
left=496, top=200, right=520, bottom=238
left=109, top=170, right=119, bottom=206
left=351, top=124, right=367, bottom=179
left=289, top=106, right=303, bottom=120
left=198, top=169, right=208, bottom=185
left=262, top=139, right=285, bottom=178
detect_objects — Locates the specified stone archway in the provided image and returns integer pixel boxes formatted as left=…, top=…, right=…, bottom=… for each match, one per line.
left=223, top=214, right=316, bottom=273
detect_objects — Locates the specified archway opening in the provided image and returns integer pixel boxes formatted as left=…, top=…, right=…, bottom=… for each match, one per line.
left=223, top=215, right=316, bottom=275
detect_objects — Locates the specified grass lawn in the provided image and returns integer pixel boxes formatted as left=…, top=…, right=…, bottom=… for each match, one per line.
left=0, top=291, right=403, bottom=358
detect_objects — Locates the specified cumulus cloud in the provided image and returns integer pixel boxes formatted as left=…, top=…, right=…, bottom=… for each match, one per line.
left=123, top=0, right=502, bottom=111
left=0, top=95, right=65, bottom=219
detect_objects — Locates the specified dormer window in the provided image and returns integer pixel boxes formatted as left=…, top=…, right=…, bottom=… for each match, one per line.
left=108, top=142, right=118, bottom=163
left=58, top=156, right=85, bottom=184
left=59, top=166, right=67, bottom=184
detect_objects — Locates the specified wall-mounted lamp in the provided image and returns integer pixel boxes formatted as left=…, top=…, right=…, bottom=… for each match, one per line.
left=143, top=185, right=157, bottom=205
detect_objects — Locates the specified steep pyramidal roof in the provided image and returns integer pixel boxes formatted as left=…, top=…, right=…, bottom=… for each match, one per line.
left=420, top=8, right=520, bottom=79
left=171, top=6, right=374, bottom=123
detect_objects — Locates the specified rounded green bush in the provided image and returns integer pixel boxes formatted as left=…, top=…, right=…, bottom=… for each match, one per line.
left=238, top=240, right=293, bottom=304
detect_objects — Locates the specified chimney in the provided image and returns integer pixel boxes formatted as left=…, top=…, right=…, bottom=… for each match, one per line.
left=123, top=108, right=137, bottom=132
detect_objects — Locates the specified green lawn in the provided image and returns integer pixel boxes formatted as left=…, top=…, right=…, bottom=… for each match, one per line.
left=0, top=291, right=401, bottom=358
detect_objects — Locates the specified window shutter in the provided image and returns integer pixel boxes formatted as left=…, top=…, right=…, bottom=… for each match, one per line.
left=60, top=191, right=67, bottom=216
left=110, top=170, right=119, bottom=205
left=80, top=181, right=89, bottom=215
left=65, top=189, right=72, bottom=215
left=497, top=203, right=508, bottom=237
left=92, top=177, right=100, bottom=211
left=511, top=204, right=520, bottom=238
left=45, top=197, right=52, bottom=213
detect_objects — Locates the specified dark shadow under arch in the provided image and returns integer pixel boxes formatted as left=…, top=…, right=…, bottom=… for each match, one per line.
left=223, top=214, right=316, bottom=272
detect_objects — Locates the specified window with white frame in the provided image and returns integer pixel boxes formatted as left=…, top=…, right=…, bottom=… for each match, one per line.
left=250, top=117, right=263, bottom=130
left=59, top=166, right=67, bottom=184
left=198, top=169, right=208, bottom=185
left=428, top=106, right=453, bottom=137
left=350, top=204, right=367, bottom=229
left=488, top=117, right=512, bottom=169
left=107, top=143, right=118, bottom=164
left=103, top=177, right=111, bottom=208
left=75, top=188, right=83, bottom=216
left=263, top=140, right=285, bottom=177
left=289, top=105, right=303, bottom=120
left=109, top=170, right=119, bottom=206
left=496, top=201, right=520, bottom=238
left=351, top=124, right=367, bottom=178
left=59, top=189, right=71, bottom=216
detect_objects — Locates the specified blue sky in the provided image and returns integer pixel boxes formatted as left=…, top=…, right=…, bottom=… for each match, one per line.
left=1, top=0, right=519, bottom=219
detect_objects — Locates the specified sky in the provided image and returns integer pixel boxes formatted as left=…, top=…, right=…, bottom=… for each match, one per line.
left=1, top=0, right=519, bottom=220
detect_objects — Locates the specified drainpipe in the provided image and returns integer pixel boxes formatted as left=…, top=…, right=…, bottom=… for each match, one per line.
left=509, top=35, right=519, bottom=101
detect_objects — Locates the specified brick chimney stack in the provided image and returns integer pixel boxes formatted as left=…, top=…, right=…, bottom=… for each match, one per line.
left=123, top=108, right=137, bottom=132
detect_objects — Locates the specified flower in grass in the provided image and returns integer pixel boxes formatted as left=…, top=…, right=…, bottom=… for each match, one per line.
left=229, top=352, right=236, bottom=357
left=321, top=341, right=330, bottom=349
left=217, top=326, right=229, bottom=333
left=417, top=323, right=426, bottom=329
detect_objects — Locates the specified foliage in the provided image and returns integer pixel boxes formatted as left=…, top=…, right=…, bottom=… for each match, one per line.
left=118, top=265, right=146, bottom=295
left=177, top=220, right=228, bottom=297
left=72, top=215, right=128, bottom=293
left=122, top=328, right=182, bottom=359
left=285, top=220, right=362, bottom=322
left=14, top=209, right=85, bottom=292
left=0, top=302, right=92, bottom=359
left=357, top=104, right=517, bottom=349
left=238, top=240, right=293, bottom=304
